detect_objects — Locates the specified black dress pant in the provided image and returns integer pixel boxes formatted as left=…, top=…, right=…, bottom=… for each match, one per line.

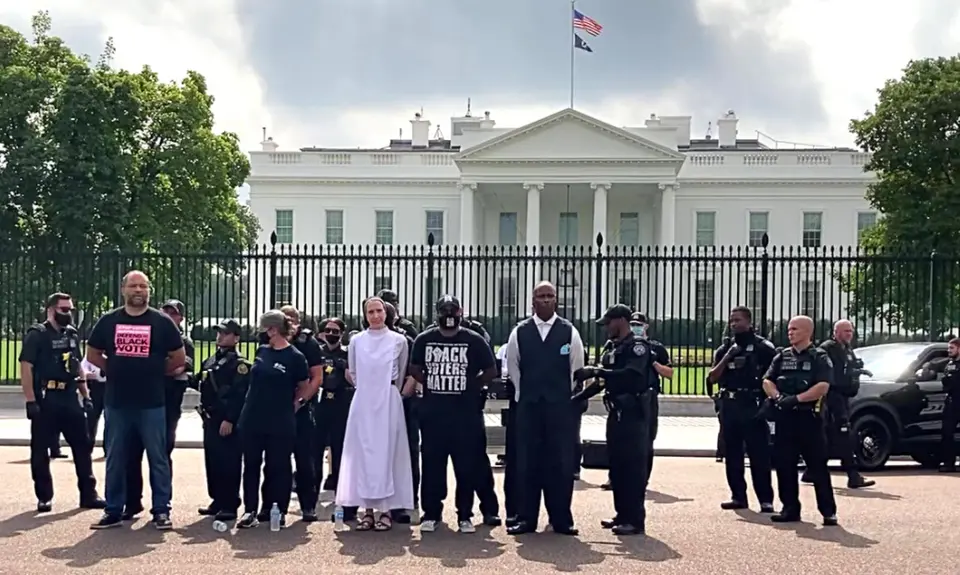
left=85, top=380, right=106, bottom=452
left=392, top=396, right=420, bottom=514
left=203, top=418, right=243, bottom=513
left=941, top=394, right=960, bottom=467
left=503, top=396, right=519, bottom=518
left=242, top=429, right=294, bottom=514
left=607, top=403, right=649, bottom=527
left=125, top=382, right=185, bottom=510
left=313, top=393, right=351, bottom=492
left=825, top=392, right=860, bottom=480
left=292, top=407, right=317, bottom=510
left=773, top=410, right=836, bottom=517
left=644, top=389, right=660, bottom=490
left=515, top=399, right=576, bottom=529
left=720, top=395, right=773, bottom=504
left=420, top=402, right=483, bottom=522
left=31, top=396, right=97, bottom=502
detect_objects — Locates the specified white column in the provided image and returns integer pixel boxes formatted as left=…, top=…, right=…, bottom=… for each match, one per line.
left=658, top=182, right=677, bottom=246
left=523, top=182, right=543, bottom=246
left=457, top=182, right=477, bottom=312
left=590, top=182, right=610, bottom=247
left=458, top=182, right=476, bottom=245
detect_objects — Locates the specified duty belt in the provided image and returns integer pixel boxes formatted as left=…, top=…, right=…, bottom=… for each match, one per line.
left=45, top=380, right=70, bottom=391
left=719, top=389, right=762, bottom=400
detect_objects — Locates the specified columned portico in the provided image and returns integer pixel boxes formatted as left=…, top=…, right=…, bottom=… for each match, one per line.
left=458, top=182, right=477, bottom=245
left=522, top=182, right=543, bottom=247
left=590, top=182, right=610, bottom=246
left=658, top=182, right=677, bottom=246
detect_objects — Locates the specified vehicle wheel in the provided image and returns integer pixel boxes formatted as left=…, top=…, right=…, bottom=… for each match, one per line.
left=851, top=414, right=893, bottom=471
left=910, top=451, right=941, bottom=469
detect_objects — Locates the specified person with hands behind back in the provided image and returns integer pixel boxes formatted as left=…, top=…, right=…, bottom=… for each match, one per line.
left=761, top=315, right=838, bottom=526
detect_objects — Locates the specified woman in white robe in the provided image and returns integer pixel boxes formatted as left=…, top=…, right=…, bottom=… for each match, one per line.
left=336, top=297, right=416, bottom=531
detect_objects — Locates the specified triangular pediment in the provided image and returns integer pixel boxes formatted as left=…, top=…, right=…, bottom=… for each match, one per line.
left=456, top=108, right=685, bottom=163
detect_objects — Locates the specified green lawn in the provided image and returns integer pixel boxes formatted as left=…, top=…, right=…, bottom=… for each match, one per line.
left=0, top=339, right=710, bottom=395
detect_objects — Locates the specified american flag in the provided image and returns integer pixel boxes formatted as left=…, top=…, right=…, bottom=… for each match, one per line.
left=573, top=9, right=602, bottom=37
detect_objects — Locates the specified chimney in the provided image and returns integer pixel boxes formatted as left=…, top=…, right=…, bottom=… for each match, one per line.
left=644, top=113, right=661, bottom=128
left=717, top=110, right=738, bottom=147
left=659, top=115, right=692, bottom=146
left=479, top=110, right=495, bottom=129
left=411, top=112, right=431, bottom=148
left=260, top=137, right=279, bottom=152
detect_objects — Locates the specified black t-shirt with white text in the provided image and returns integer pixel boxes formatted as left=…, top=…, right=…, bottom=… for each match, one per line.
left=87, top=307, right=184, bottom=409
left=411, top=327, right=495, bottom=408
left=239, top=345, right=310, bottom=436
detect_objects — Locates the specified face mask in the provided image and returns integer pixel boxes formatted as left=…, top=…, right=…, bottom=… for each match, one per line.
left=438, top=314, right=461, bottom=329
left=54, top=312, right=72, bottom=327
left=258, top=331, right=270, bottom=345
left=631, top=325, right=646, bottom=337
left=325, top=335, right=341, bottom=346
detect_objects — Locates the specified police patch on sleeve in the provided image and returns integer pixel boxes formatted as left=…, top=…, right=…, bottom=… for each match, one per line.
left=237, top=363, right=249, bottom=375
left=632, top=343, right=647, bottom=356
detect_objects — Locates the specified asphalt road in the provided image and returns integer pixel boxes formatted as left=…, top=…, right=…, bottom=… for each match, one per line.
left=0, top=448, right=956, bottom=574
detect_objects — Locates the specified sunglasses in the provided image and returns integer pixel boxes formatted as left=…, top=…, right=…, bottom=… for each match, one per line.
left=324, top=328, right=342, bottom=335
left=56, top=307, right=73, bottom=313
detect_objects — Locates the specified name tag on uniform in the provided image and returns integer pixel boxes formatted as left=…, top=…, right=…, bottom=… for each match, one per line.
left=46, top=381, right=66, bottom=390
left=326, top=392, right=335, bottom=400
left=802, top=362, right=811, bottom=371
left=560, top=344, right=571, bottom=356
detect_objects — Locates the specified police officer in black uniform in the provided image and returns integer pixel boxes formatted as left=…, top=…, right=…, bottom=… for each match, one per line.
left=706, top=306, right=776, bottom=512
left=196, top=319, right=251, bottom=521
left=280, top=305, right=324, bottom=522
left=19, top=292, right=105, bottom=512
left=811, top=319, right=876, bottom=488
left=572, top=304, right=654, bottom=535
left=919, top=337, right=960, bottom=472
left=501, top=321, right=523, bottom=528
left=377, top=289, right=420, bottom=341
left=313, top=317, right=356, bottom=520
left=761, top=315, right=838, bottom=526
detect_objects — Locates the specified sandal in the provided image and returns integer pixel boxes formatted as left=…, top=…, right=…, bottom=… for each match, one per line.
left=374, top=513, right=393, bottom=531
left=356, top=513, right=376, bottom=531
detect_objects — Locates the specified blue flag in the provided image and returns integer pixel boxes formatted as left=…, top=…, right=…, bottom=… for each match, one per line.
left=575, top=34, right=593, bottom=53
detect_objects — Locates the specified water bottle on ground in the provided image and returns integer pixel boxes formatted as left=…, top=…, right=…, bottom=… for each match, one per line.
left=212, top=519, right=229, bottom=532
left=269, top=503, right=281, bottom=532
left=333, top=505, right=345, bottom=532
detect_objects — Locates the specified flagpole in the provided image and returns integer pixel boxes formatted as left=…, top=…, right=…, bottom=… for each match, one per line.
left=569, top=0, right=576, bottom=109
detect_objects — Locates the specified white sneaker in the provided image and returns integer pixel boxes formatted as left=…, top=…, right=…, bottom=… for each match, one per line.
left=420, top=519, right=438, bottom=533
left=458, top=520, right=476, bottom=534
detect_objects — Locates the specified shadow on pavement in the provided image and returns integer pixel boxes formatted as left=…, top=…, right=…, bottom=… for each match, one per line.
left=41, top=521, right=168, bottom=567
left=0, top=508, right=83, bottom=538
left=228, top=519, right=312, bottom=559
left=574, top=478, right=601, bottom=491
left=833, top=487, right=902, bottom=501
left=647, top=489, right=694, bottom=504
left=734, top=509, right=879, bottom=549
left=514, top=532, right=605, bottom=572
left=593, top=534, right=683, bottom=563
left=408, top=524, right=506, bottom=568
left=335, top=523, right=413, bottom=565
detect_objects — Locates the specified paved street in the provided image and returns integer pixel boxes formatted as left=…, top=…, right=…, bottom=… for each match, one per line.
left=0, top=447, right=956, bottom=574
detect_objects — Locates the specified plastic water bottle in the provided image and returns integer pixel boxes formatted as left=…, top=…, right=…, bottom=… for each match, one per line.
left=269, top=503, right=281, bottom=532
left=333, top=506, right=345, bottom=532
left=212, top=519, right=229, bottom=532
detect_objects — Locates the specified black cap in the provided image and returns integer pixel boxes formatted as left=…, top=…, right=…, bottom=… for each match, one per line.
left=630, top=312, right=648, bottom=325
left=215, top=319, right=242, bottom=336
left=597, top=304, right=633, bottom=325
left=377, top=289, right=398, bottom=306
left=161, top=299, right=185, bottom=316
left=436, top=294, right=461, bottom=312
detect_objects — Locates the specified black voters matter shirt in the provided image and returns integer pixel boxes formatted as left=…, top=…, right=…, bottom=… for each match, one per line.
left=87, top=307, right=184, bottom=410
left=239, top=344, right=310, bottom=436
left=411, top=327, right=495, bottom=407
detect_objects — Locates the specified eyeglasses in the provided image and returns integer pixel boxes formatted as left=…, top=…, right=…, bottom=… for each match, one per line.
left=324, top=328, right=342, bottom=335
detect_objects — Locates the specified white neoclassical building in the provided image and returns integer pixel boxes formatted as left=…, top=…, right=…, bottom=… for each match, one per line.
left=245, top=107, right=878, bottom=327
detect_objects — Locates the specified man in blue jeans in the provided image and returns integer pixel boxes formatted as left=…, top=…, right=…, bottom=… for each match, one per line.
left=85, top=270, right=186, bottom=530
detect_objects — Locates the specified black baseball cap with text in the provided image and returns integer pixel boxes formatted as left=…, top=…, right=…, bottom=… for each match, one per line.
left=630, top=312, right=648, bottom=325
left=215, top=319, right=242, bottom=336
left=161, top=299, right=185, bottom=316
left=597, top=304, right=633, bottom=324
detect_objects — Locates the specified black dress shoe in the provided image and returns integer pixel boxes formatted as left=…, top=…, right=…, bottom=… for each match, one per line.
left=822, top=515, right=838, bottom=526
left=80, top=496, right=106, bottom=509
left=600, top=482, right=612, bottom=491
left=256, top=510, right=270, bottom=522
left=301, top=510, right=319, bottom=522
left=197, top=504, right=220, bottom=516
left=392, top=510, right=412, bottom=524
left=552, top=525, right=579, bottom=536
left=611, top=524, right=643, bottom=535
left=121, top=504, right=144, bottom=521
left=600, top=518, right=620, bottom=529
left=847, top=476, right=876, bottom=489
left=771, top=512, right=801, bottom=523
left=506, top=521, right=536, bottom=535
left=37, top=501, right=52, bottom=513
left=760, top=503, right=775, bottom=513
left=800, top=472, right=814, bottom=484
left=214, top=510, right=237, bottom=521
left=483, top=515, right=502, bottom=527
left=720, top=500, right=748, bottom=510
left=505, top=515, right=519, bottom=528
left=51, top=450, right=68, bottom=459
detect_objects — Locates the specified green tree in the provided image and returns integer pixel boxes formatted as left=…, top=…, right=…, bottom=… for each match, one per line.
left=840, top=56, right=960, bottom=334
left=0, top=12, right=259, bottom=335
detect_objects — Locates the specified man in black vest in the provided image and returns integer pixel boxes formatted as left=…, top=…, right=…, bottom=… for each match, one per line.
left=504, top=281, right=585, bottom=536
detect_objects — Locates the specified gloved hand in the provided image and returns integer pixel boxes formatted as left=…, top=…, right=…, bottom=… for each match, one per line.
left=82, top=398, right=94, bottom=414
left=725, top=343, right=741, bottom=358
left=574, top=367, right=599, bottom=381
left=776, top=395, right=799, bottom=410
left=25, top=401, right=41, bottom=420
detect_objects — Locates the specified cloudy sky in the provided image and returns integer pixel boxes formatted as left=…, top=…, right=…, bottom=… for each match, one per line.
left=4, top=1, right=960, bottom=159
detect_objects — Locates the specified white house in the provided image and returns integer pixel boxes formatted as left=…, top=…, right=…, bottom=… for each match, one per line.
left=246, top=107, right=878, bottom=328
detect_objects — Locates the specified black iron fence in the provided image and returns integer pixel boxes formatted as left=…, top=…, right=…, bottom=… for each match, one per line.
left=2, top=232, right=958, bottom=394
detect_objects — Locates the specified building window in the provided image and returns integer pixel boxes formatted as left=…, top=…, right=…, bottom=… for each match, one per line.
left=748, top=211, right=768, bottom=247
left=746, top=280, right=762, bottom=312
left=802, top=212, right=822, bottom=248
left=375, top=211, right=394, bottom=245
left=324, top=276, right=344, bottom=317
left=325, top=210, right=343, bottom=245
left=695, top=279, right=715, bottom=321
left=275, top=275, right=292, bottom=306
left=617, top=278, right=639, bottom=307
left=275, top=210, right=293, bottom=244
left=425, top=210, right=444, bottom=245
left=559, top=212, right=578, bottom=246
left=801, top=280, right=820, bottom=317
left=857, top=212, right=877, bottom=244
left=498, top=276, right=518, bottom=319
left=374, top=275, right=392, bottom=293
left=556, top=268, right=578, bottom=320
left=498, top=212, right=518, bottom=246
left=619, top=213, right=639, bottom=246
left=696, top=212, right=716, bottom=247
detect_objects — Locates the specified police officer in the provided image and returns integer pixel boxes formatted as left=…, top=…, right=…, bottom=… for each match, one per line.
left=572, top=304, right=654, bottom=536
left=919, top=337, right=960, bottom=472
left=377, top=289, right=420, bottom=340
left=812, top=319, right=876, bottom=488
left=19, top=292, right=104, bottom=511
left=280, top=305, right=324, bottom=522
left=499, top=323, right=523, bottom=528
left=196, top=319, right=251, bottom=521
left=761, top=315, right=838, bottom=526
left=706, top=306, right=776, bottom=512
left=313, top=317, right=356, bottom=520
